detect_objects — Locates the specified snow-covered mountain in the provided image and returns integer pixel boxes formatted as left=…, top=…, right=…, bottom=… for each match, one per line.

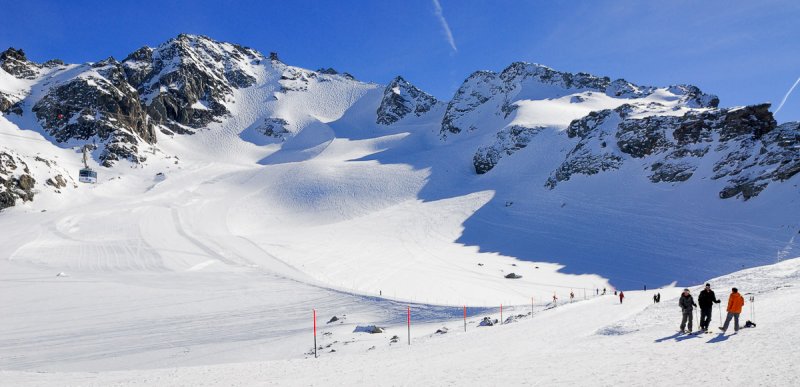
left=1, top=33, right=799, bottom=381
left=0, top=34, right=797, bottom=273
left=0, top=35, right=800, bottom=370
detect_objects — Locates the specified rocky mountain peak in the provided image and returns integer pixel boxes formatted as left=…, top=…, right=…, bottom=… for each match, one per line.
left=376, top=76, right=439, bottom=125
left=440, top=62, right=720, bottom=137
left=1, top=47, right=27, bottom=62
left=0, top=47, right=41, bottom=80
left=31, top=56, right=156, bottom=166
left=121, top=33, right=263, bottom=134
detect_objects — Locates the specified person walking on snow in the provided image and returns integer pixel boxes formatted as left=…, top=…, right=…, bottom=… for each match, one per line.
left=570, top=291, right=575, bottom=302
left=697, top=283, right=721, bottom=332
left=720, top=287, right=745, bottom=333
left=618, top=291, right=625, bottom=304
left=679, top=288, right=697, bottom=333
left=653, top=294, right=658, bottom=304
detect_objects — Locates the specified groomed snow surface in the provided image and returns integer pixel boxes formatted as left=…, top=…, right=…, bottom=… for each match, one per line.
left=3, top=258, right=798, bottom=386
left=2, top=51, right=799, bottom=385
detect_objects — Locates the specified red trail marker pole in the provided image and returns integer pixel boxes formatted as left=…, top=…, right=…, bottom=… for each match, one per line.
left=407, top=306, right=411, bottom=345
left=313, top=309, right=317, bottom=358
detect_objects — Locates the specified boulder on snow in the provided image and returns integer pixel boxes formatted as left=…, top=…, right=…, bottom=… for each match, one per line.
left=354, top=325, right=384, bottom=334
left=435, top=327, right=449, bottom=334
left=505, top=314, right=528, bottom=324
left=327, top=316, right=340, bottom=324
left=479, top=317, right=498, bottom=327
left=505, top=272, right=522, bottom=279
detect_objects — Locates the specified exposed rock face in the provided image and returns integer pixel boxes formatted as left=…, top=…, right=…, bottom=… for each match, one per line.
left=1, top=48, right=39, bottom=113
left=0, top=150, right=75, bottom=210
left=0, top=91, right=19, bottom=114
left=440, top=62, right=718, bottom=138
left=0, top=48, right=40, bottom=80
left=316, top=67, right=355, bottom=80
left=376, top=76, right=439, bottom=125
left=0, top=151, right=35, bottom=211
left=543, top=104, right=797, bottom=200
left=278, top=66, right=317, bottom=93
left=122, top=34, right=261, bottom=134
left=256, top=117, right=290, bottom=139
left=46, top=174, right=67, bottom=189
left=474, top=125, right=544, bottom=174
left=32, top=58, right=156, bottom=166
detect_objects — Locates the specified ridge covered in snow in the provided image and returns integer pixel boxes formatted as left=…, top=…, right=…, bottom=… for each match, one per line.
left=0, top=34, right=799, bottom=382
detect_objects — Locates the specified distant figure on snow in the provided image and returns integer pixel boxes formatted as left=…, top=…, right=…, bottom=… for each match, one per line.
left=656, top=293, right=661, bottom=303
left=653, top=294, right=658, bottom=304
left=552, top=294, right=558, bottom=305
left=697, top=283, right=721, bottom=332
left=644, top=284, right=647, bottom=291
left=618, top=291, right=625, bottom=304
left=614, top=290, right=617, bottom=296
left=570, top=291, right=575, bottom=302
left=720, top=287, right=745, bottom=333
left=603, top=288, right=607, bottom=295
left=678, top=288, right=697, bottom=333
left=596, top=288, right=599, bottom=296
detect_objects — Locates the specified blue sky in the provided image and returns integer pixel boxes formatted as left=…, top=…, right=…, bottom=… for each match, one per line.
left=2, top=0, right=799, bottom=121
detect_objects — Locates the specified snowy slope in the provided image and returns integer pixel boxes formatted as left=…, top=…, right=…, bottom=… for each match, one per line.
left=3, top=257, right=798, bottom=386
left=0, top=34, right=799, bottom=379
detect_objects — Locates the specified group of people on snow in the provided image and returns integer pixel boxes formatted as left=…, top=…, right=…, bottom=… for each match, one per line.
left=678, top=284, right=746, bottom=334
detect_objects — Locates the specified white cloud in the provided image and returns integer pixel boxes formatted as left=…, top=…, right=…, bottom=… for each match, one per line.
left=432, top=0, right=457, bottom=53
left=774, top=76, right=800, bottom=114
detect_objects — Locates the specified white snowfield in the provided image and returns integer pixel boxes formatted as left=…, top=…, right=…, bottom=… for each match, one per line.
left=1, top=38, right=799, bottom=385
left=3, top=257, right=798, bottom=386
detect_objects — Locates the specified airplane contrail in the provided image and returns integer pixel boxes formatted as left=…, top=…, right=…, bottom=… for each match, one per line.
left=774, top=76, right=800, bottom=114
left=432, top=0, right=457, bottom=53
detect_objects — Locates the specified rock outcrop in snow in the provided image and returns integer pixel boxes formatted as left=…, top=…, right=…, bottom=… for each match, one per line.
left=32, top=58, right=156, bottom=166
left=376, top=76, right=439, bottom=125
left=1, top=35, right=797, bottom=207
left=441, top=62, right=719, bottom=138
left=0, top=48, right=41, bottom=80
left=122, top=34, right=261, bottom=134
left=542, top=103, right=798, bottom=200
left=473, top=125, right=545, bottom=174
left=0, top=151, right=35, bottom=210
left=0, top=149, right=73, bottom=211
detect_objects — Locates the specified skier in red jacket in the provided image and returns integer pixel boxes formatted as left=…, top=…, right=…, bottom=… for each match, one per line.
left=619, top=291, right=625, bottom=304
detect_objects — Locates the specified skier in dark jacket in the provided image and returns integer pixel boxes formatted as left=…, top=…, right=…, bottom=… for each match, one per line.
left=697, top=283, right=721, bottom=332
left=678, top=288, right=697, bottom=333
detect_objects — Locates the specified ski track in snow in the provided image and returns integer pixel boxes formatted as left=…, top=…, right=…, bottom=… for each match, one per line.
left=1, top=52, right=799, bottom=382
left=2, top=258, right=799, bottom=386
